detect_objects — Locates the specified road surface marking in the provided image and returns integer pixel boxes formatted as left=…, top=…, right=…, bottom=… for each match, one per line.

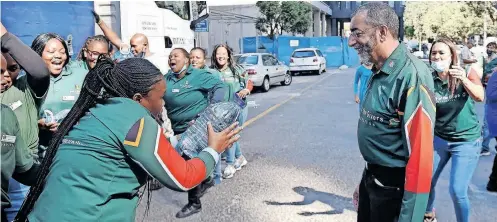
left=243, top=71, right=337, bottom=128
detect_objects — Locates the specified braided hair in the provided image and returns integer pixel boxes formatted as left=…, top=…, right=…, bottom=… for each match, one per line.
left=77, top=35, right=112, bottom=62
left=14, top=57, right=164, bottom=221
left=31, top=33, right=70, bottom=68
left=210, top=44, right=245, bottom=86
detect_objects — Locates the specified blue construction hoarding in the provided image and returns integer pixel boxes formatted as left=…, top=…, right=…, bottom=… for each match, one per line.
left=1, top=1, right=95, bottom=60
left=240, top=35, right=360, bottom=68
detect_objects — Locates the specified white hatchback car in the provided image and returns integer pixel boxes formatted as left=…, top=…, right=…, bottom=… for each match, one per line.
left=236, top=53, right=292, bottom=92
left=289, top=48, right=327, bottom=75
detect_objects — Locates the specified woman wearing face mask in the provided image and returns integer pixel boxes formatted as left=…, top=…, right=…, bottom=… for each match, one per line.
left=0, top=23, right=50, bottom=222
left=190, top=47, right=224, bottom=185
left=424, top=38, right=485, bottom=222
left=211, top=44, right=253, bottom=180
left=164, top=48, right=227, bottom=218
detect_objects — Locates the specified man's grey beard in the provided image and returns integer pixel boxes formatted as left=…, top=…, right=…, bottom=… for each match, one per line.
left=357, top=37, right=376, bottom=64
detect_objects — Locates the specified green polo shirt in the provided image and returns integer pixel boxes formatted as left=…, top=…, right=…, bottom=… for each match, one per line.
left=357, top=44, right=436, bottom=222
left=29, top=98, right=218, bottom=221
left=1, top=104, right=33, bottom=208
left=200, top=65, right=222, bottom=80
left=218, top=65, right=248, bottom=102
left=38, top=60, right=88, bottom=118
left=164, top=65, right=227, bottom=133
left=0, top=75, right=45, bottom=156
left=432, top=72, right=481, bottom=142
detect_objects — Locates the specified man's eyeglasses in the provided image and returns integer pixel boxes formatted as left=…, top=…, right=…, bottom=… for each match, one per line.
left=350, top=26, right=380, bottom=38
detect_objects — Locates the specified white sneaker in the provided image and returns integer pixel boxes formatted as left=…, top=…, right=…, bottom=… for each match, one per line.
left=223, top=165, right=237, bottom=179
left=234, top=155, right=248, bottom=170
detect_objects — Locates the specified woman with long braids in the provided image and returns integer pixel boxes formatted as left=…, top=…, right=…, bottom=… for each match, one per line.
left=211, top=44, right=253, bottom=179
left=15, top=57, right=241, bottom=222
left=424, top=38, right=485, bottom=222
left=163, top=47, right=228, bottom=218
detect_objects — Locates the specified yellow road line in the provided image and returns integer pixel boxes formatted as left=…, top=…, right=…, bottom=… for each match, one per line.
left=243, top=71, right=337, bottom=128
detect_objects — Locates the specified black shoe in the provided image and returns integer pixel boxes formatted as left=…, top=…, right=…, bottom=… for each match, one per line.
left=176, top=202, right=202, bottom=218
left=487, top=181, right=497, bottom=192
left=199, top=179, right=215, bottom=198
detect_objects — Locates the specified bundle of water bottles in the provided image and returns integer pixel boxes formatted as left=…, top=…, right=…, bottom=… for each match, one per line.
left=112, top=44, right=145, bottom=62
left=175, top=93, right=247, bottom=158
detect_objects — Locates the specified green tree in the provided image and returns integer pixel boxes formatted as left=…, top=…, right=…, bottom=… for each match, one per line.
left=280, top=1, right=312, bottom=36
left=404, top=1, right=484, bottom=41
left=404, top=26, right=415, bottom=39
left=466, top=1, right=497, bottom=23
left=255, top=1, right=282, bottom=40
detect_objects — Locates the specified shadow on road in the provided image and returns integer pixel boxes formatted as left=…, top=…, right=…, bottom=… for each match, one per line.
left=264, top=186, right=355, bottom=216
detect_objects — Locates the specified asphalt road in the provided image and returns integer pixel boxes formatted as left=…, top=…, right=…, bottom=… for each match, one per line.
left=136, top=68, right=497, bottom=222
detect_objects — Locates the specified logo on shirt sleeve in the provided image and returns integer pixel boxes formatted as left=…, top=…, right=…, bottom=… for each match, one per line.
left=124, top=118, right=145, bottom=147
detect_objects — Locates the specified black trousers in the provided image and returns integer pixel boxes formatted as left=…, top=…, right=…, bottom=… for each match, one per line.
left=357, top=164, right=405, bottom=222
left=490, top=154, right=497, bottom=183
left=182, top=154, right=205, bottom=205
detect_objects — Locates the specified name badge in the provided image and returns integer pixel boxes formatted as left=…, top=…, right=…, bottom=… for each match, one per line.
left=62, top=96, right=76, bottom=101
left=1, top=135, right=16, bottom=143
left=9, top=100, right=22, bottom=111
left=172, top=89, right=180, bottom=93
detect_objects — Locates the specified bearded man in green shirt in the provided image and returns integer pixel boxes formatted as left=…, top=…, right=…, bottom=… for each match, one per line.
left=349, top=3, right=437, bottom=222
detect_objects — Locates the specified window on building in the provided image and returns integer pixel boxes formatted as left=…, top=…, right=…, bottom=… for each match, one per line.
left=337, top=2, right=341, bottom=10
left=155, top=1, right=190, bottom=20
left=346, top=2, right=350, bottom=9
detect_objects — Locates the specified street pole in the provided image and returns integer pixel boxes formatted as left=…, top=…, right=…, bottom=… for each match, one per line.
left=240, top=19, right=243, bottom=54
left=484, top=11, right=488, bottom=43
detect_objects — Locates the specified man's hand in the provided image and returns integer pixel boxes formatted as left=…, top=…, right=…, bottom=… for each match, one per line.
left=91, top=10, right=102, bottom=24
left=0, top=22, right=7, bottom=37
left=38, top=119, right=59, bottom=132
left=355, top=95, right=360, bottom=104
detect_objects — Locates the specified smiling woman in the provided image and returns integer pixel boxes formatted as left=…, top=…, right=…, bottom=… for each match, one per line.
left=31, top=33, right=94, bottom=158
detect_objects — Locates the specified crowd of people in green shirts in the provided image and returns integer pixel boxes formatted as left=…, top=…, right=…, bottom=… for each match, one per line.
left=1, top=13, right=253, bottom=221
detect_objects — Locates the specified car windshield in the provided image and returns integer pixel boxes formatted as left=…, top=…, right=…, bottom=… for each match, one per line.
left=238, top=55, right=258, bottom=65
left=292, top=51, right=315, bottom=58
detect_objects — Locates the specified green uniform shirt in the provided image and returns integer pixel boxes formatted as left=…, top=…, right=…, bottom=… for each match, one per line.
left=38, top=60, right=88, bottom=118
left=357, top=44, right=437, bottom=222
left=29, top=98, right=218, bottom=222
left=432, top=71, right=481, bottom=142
left=218, top=65, right=248, bottom=102
left=1, top=104, right=33, bottom=208
left=164, top=65, right=227, bottom=133
left=0, top=76, right=45, bottom=156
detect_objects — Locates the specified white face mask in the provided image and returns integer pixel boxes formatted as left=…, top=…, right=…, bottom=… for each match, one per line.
left=174, top=63, right=188, bottom=75
left=431, top=60, right=450, bottom=73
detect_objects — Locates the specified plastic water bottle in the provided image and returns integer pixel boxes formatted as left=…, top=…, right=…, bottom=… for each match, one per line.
left=176, top=95, right=246, bottom=158
left=43, top=109, right=71, bottom=124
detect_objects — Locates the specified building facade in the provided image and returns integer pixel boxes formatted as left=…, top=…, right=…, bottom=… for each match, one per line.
left=324, top=1, right=405, bottom=39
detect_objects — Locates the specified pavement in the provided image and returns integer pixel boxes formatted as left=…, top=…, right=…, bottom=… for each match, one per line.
left=136, top=67, right=497, bottom=222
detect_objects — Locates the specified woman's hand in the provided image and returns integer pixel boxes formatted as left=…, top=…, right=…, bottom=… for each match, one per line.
left=237, top=89, right=250, bottom=99
left=0, top=22, right=7, bottom=37
left=38, top=119, right=59, bottom=132
left=207, top=122, right=241, bottom=153
left=355, top=95, right=360, bottom=104
left=448, top=65, right=467, bottom=81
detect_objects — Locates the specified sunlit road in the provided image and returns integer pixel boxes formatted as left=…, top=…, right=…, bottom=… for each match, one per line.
left=136, top=68, right=497, bottom=222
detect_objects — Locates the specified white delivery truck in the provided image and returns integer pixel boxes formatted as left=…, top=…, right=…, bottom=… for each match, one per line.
left=94, top=1, right=209, bottom=73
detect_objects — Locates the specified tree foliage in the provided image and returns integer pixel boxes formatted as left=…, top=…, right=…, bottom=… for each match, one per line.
left=404, top=1, right=491, bottom=41
left=255, top=1, right=282, bottom=40
left=255, top=1, right=312, bottom=39
left=466, top=1, right=497, bottom=23
left=280, top=1, right=312, bottom=36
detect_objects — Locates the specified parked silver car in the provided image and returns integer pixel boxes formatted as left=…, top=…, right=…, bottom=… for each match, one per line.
left=236, top=53, right=292, bottom=92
